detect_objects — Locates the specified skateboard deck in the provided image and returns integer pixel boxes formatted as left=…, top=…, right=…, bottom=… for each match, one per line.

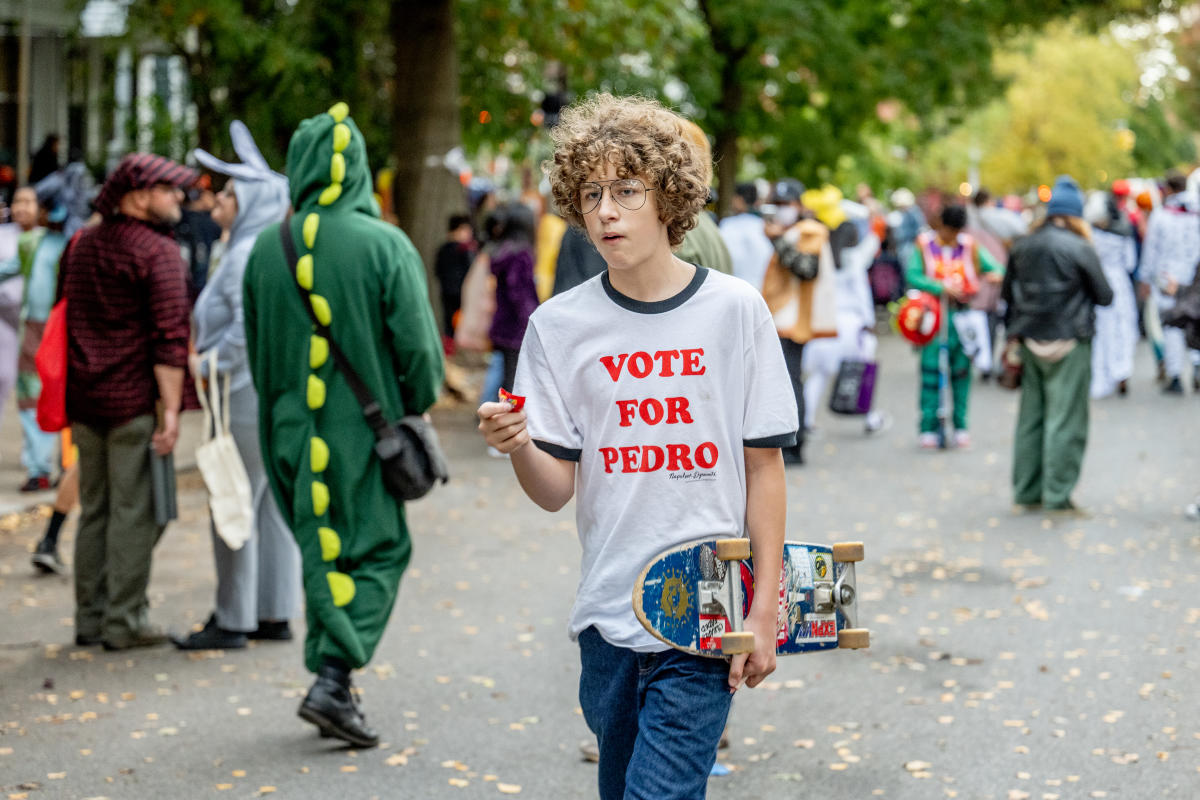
left=633, top=537, right=868, bottom=658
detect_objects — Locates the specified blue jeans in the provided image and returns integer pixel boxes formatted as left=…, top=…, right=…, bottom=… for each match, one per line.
left=19, top=408, right=56, bottom=477
left=578, top=627, right=733, bottom=800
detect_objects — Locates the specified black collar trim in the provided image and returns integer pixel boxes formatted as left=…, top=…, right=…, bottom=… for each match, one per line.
left=601, top=266, right=708, bottom=314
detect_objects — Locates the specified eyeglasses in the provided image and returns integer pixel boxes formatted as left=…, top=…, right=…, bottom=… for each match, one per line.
left=576, top=178, right=655, bottom=215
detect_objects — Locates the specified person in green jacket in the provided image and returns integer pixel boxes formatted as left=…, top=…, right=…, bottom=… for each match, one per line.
left=243, top=103, right=443, bottom=747
left=905, top=204, right=1003, bottom=449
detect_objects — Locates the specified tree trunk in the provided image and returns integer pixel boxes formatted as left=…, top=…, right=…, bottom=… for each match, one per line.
left=390, top=0, right=464, bottom=326
left=698, top=0, right=746, bottom=220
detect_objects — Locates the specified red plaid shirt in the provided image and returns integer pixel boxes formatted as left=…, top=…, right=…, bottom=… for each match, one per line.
left=60, top=216, right=191, bottom=426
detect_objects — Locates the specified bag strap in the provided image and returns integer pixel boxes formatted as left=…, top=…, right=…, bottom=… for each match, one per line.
left=278, top=216, right=392, bottom=437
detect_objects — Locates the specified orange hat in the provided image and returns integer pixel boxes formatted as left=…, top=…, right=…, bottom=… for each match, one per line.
left=1135, top=191, right=1153, bottom=211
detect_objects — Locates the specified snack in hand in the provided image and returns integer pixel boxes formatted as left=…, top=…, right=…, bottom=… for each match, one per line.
left=498, top=387, right=526, bottom=411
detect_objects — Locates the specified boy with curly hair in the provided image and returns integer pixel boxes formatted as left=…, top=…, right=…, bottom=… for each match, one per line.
left=477, top=94, right=797, bottom=799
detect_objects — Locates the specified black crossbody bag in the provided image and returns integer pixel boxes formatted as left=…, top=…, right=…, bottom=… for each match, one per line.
left=279, top=219, right=449, bottom=501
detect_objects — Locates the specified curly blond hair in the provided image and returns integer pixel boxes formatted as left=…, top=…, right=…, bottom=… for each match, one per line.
left=545, top=93, right=709, bottom=248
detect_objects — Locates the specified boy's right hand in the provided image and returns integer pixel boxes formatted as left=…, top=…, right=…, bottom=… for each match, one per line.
left=477, top=401, right=530, bottom=454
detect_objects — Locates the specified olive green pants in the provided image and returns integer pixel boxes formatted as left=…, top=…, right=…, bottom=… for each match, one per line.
left=73, top=415, right=164, bottom=644
left=1012, top=342, right=1091, bottom=509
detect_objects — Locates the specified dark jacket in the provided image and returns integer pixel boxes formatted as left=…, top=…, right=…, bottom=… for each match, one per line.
left=1002, top=224, right=1113, bottom=341
left=1162, top=279, right=1200, bottom=350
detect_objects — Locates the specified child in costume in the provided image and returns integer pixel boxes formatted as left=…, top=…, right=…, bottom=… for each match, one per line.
left=477, top=94, right=797, bottom=800
left=244, top=104, right=443, bottom=746
left=905, top=204, right=1002, bottom=448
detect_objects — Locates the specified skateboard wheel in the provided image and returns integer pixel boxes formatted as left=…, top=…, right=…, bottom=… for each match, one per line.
left=832, top=542, right=865, bottom=563
left=838, top=628, right=870, bottom=649
left=721, top=632, right=755, bottom=655
left=715, top=538, right=751, bottom=561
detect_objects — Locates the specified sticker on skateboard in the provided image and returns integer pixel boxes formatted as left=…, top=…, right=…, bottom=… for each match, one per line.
left=633, top=538, right=868, bottom=657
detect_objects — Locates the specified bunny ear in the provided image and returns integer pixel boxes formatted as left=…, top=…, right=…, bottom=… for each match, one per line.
left=229, top=120, right=272, bottom=175
left=192, top=148, right=264, bottom=183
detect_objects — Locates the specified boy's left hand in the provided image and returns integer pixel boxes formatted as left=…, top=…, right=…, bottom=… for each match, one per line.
left=727, top=606, right=778, bottom=692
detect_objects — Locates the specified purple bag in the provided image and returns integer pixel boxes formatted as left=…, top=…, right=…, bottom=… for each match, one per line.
left=829, top=359, right=877, bottom=416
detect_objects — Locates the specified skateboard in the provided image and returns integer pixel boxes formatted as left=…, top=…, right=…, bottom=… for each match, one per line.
left=633, top=538, right=868, bottom=657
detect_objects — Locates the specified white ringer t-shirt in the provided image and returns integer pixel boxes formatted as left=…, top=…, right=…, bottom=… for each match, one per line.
left=514, top=267, right=798, bottom=651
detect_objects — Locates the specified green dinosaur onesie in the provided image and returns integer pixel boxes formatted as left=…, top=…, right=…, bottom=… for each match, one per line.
left=244, top=104, right=443, bottom=673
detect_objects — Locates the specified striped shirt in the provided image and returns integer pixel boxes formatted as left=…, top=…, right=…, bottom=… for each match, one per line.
left=61, top=216, right=190, bottom=426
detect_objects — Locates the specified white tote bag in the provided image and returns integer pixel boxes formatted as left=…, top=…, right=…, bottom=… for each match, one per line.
left=193, top=350, right=253, bottom=550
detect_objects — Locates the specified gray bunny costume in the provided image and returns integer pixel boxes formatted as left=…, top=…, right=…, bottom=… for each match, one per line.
left=181, top=122, right=301, bottom=644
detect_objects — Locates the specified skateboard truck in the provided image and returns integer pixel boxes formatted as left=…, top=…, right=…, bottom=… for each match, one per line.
left=831, top=542, right=869, bottom=649
left=714, top=539, right=755, bottom=656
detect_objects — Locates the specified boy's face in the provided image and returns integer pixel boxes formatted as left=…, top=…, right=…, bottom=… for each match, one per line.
left=581, top=162, right=668, bottom=274
left=10, top=188, right=37, bottom=230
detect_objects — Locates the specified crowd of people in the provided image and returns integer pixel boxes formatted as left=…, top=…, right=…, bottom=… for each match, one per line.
left=1, top=94, right=1199, bottom=797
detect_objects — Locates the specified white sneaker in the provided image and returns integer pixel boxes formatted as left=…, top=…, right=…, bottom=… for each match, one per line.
left=918, top=433, right=939, bottom=449
left=1185, top=500, right=1200, bottom=521
left=953, top=430, right=971, bottom=449
left=865, top=410, right=893, bottom=434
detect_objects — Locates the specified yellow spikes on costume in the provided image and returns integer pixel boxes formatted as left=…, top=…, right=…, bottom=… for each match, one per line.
left=332, top=124, right=352, bottom=154
left=296, top=254, right=314, bottom=290
left=310, top=294, right=332, bottom=326
left=328, top=102, right=349, bottom=123
left=310, top=436, right=330, bottom=473
left=331, top=152, right=346, bottom=184
left=303, top=213, right=320, bottom=249
left=318, top=183, right=343, bottom=206
left=312, top=480, right=330, bottom=516
left=327, top=571, right=355, bottom=607
left=307, top=374, right=326, bottom=409
left=310, top=334, right=329, bottom=369
left=318, top=527, right=341, bottom=562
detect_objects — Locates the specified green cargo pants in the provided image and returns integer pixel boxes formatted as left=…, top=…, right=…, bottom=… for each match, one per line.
left=1012, top=341, right=1092, bottom=509
left=73, top=414, right=165, bottom=644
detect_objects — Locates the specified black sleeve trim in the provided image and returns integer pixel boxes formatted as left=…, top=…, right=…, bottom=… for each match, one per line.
left=744, top=431, right=797, bottom=448
left=534, top=439, right=582, bottom=462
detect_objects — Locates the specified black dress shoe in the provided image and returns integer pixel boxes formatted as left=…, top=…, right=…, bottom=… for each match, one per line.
left=75, top=633, right=103, bottom=646
left=172, top=615, right=248, bottom=650
left=248, top=620, right=292, bottom=641
left=298, top=666, right=379, bottom=747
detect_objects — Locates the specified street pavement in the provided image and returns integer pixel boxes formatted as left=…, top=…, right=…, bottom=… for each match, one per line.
left=0, top=333, right=1197, bottom=800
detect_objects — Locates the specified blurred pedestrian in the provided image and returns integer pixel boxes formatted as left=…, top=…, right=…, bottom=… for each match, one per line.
left=244, top=104, right=443, bottom=747
left=719, top=182, right=773, bottom=289
left=1083, top=192, right=1138, bottom=398
left=1003, top=176, right=1113, bottom=513
left=13, top=180, right=70, bottom=492
left=173, top=121, right=301, bottom=651
left=0, top=187, right=34, bottom=443
left=175, top=174, right=222, bottom=302
left=433, top=214, right=476, bottom=347
left=1139, top=169, right=1200, bottom=395
left=29, top=134, right=60, bottom=184
left=906, top=204, right=1003, bottom=449
left=487, top=202, right=538, bottom=394
left=674, top=121, right=733, bottom=275
left=797, top=186, right=890, bottom=436
left=759, top=185, right=840, bottom=464
left=61, top=152, right=198, bottom=650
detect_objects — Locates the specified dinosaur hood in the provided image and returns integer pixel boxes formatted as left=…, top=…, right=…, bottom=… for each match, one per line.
left=285, top=103, right=376, bottom=217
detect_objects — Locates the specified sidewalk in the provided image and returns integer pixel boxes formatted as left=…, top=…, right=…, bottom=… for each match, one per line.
left=0, top=404, right=206, bottom=515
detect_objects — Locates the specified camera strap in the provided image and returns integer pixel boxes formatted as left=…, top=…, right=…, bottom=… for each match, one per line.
left=278, top=215, right=391, bottom=437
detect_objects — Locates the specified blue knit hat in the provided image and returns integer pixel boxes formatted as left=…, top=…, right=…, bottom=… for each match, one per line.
left=1045, top=175, right=1084, bottom=218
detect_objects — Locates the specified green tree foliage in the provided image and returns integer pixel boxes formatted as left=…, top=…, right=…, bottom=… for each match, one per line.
left=121, top=0, right=391, bottom=171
